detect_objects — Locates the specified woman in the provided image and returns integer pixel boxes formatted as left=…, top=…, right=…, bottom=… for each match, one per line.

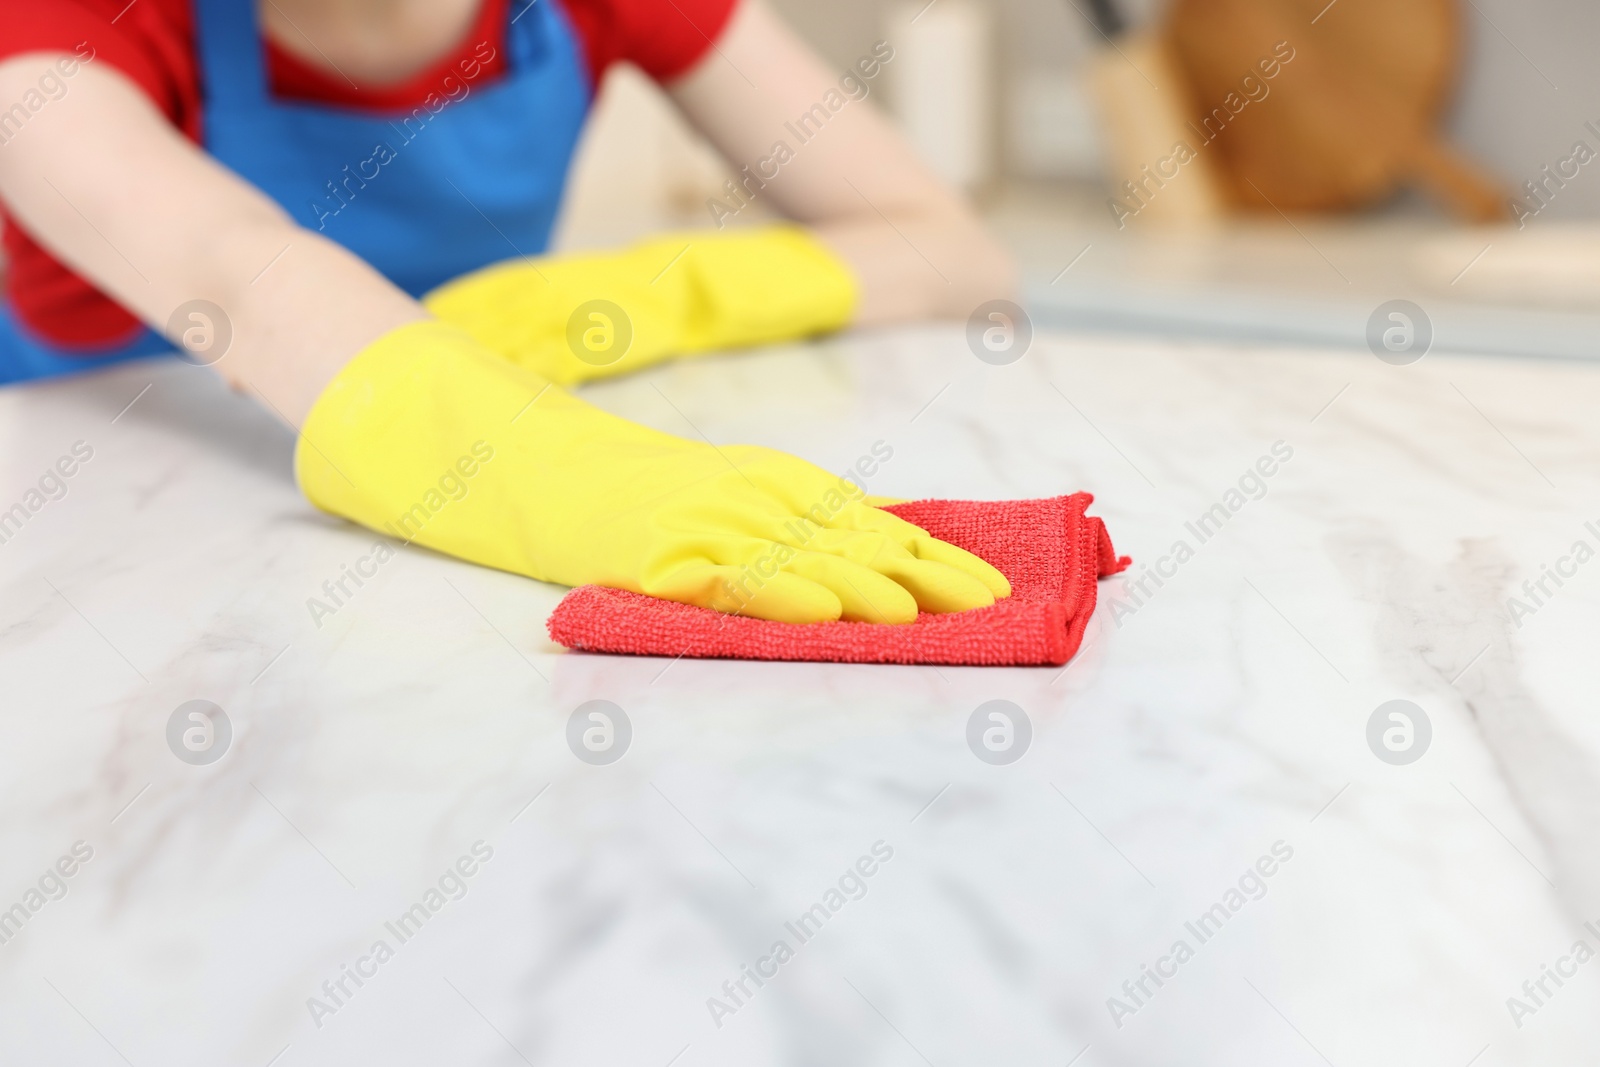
left=0, top=0, right=1015, bottom=626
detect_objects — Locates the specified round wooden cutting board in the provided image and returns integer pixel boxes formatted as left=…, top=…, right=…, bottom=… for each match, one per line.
left=1163, top=0, right=1507, bottom=220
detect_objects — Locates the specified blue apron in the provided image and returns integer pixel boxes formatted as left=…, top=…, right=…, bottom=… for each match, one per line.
left=0, top=0, right=590, bottom=384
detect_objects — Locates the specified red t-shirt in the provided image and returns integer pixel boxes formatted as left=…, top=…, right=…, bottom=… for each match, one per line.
left=0, top=0, right=737, bottom=349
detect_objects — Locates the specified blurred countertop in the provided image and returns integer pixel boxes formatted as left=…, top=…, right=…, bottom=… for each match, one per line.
left=3, top=320, right=1600, bottom=1064
left=989, top=183, right=1600, bottom=361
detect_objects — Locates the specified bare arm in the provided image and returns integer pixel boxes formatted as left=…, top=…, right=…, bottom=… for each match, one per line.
left=0, top=6, right=1010, bottom=432
left=666, top=1, right=1016, bottom=326
left=0, top=55, right=422, bottom=426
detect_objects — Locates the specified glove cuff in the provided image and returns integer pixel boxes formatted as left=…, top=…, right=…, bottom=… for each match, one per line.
left=421, top=224, right=859, bottom=383
left=294, top=321, right=556, bottom=558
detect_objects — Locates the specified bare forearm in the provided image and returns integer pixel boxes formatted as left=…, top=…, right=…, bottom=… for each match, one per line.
left=214, top=225, right=425, bottom=424
left=0, top=57, right=421, bottom=425
left=668, top=1, right=1016, bottom=326
left=810, top=215, right=1015, bottom=326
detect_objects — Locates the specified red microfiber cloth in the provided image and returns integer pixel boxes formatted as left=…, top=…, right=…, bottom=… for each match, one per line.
left=546, top=493, right=1130, bottom=666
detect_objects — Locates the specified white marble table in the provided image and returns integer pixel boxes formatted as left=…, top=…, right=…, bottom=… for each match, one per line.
left=2, top=323, right=1598, bottom=1067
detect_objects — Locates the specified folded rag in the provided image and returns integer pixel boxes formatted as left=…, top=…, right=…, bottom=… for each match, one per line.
left=546, top=493, right=1130, bottom=666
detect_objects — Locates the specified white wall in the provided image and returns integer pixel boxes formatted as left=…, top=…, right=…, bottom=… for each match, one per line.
left=772, top=0, right=1600, bottom=217
left=1448, top=0, right=1600, bottom=218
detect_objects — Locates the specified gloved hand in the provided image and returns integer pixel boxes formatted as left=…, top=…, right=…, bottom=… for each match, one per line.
left=421, top=225, right=856, bottom=386
left=297, top=322, right=1009, bottom=624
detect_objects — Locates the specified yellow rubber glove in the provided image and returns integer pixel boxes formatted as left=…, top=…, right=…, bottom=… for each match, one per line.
left=421, top=225, right=856, bottom=386
left=297, top=322, right=1010, bottom=624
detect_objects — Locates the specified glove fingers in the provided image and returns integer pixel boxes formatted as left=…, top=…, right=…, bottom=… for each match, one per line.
left=649, top=562, right=844, bottom=624
left=873, top=555, right=997, bottom=615
left=787, top=527, right=912, bottom=568
left=827, top=503, right=1013, bottom=600
left=821, top=499, right=922, bottom=536
left=784, top=551, right=920, bottom=624
left=777, top=527, right=989, bottom=616
left=901, top=535, right=1012, bottom=599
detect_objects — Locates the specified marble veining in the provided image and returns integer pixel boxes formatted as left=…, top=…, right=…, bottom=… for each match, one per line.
left=2, top=324, right=1599, bottom=1065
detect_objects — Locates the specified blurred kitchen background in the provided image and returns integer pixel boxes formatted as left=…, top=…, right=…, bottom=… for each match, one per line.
left=556, top=0, right=1600, bottom=359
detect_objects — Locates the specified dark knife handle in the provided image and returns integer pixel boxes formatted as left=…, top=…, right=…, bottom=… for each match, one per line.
left=1083, top=0, right=1126, bottom=38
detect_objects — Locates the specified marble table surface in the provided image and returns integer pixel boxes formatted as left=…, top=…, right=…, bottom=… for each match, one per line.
left=2, top=322, right=1599, bottom=1067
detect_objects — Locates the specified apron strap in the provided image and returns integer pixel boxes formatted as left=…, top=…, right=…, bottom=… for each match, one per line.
left=192, top=0, right=272, bottom=112
left=505, top=0, right=553, bottom=73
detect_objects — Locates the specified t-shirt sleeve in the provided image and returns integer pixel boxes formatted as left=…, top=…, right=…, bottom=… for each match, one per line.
left=0, top=0, right=196, bottom=133
left=561, top=0, right=740, bottom=87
